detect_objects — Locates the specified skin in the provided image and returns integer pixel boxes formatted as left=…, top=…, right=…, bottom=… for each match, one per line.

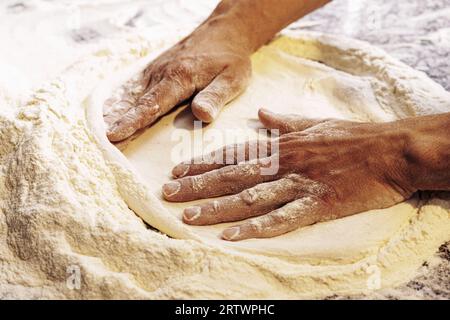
left=104, top=0, right=330, bottom=141
left=103, top=0, right=450, bottom=240
left=163, top=110, right=450, bottom=241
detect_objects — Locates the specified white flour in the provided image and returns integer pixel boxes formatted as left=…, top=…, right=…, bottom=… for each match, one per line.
left=0, top=0, right=449, bottom=299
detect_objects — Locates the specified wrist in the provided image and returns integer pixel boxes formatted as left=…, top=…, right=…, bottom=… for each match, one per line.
left=192, top=0, right=333, bottom=55
left=196, top=13, right=257, bottom=55
left=205, top=0, right=332, bottom=52
left=202, top=0, right=268, bottom=53
left=397, top=113, right=450, bottom=191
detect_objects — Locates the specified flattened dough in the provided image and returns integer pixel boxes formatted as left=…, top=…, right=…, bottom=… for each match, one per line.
left=88, top=32, right=450, bottom=270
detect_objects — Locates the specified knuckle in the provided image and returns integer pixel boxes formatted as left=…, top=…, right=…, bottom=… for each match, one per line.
left=138, top=93, right=155, bottom=106
left=285, top=173, right=305, bottom=184
left=197, top=90, right=222, bottom=105
left=166, top=62, right=192, bottom=81
left=165, top=62, right=197, bottom=93
left=269, top=211, right=287, bottom=224
left=318, top=184, right=339, bottom=205
left=240, top=188, right=259, bottom=205
left=299, top=177, right=328, bottom=197
left=246, top=221, right=263, bottom=234
left=189, top=175, right=206, bottom=192
left=211, top=200, right=220, bottom=215
left=226, top=72, right=249, bottom=93
left=216, top=166, right=238, bottom=181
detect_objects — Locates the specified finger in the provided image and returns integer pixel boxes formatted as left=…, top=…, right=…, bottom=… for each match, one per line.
left=221, top=196, right=326, bottom=241
left=107, top=77, right=195, bottom=142
left=182, top=175, right=305, bottom=225
left=172, top=139, right=273, bottom=178
left=163, top=156, right=278, bottom=202
left=103, top=98, right=134, bottom=130
left=103, top=72, right=149, bottom=129
left=191, top=61, right=251, bottom=123
left=258, top=108, right=330, bottom=134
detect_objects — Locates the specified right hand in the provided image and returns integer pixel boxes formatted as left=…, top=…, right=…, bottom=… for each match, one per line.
left=104, top=18, right=252, bottom=142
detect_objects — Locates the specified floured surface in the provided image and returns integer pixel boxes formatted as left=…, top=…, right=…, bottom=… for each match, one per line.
left=0, top=0, right=449, bottom=299
left=121, top=42, right=425, bottom=263
left=88, top=33, right=450, bottom=282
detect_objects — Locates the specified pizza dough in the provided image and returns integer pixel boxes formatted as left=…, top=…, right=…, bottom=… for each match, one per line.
left=1, top=0, right=448, bottom=300
left=88, top=32, right=450, bottom=267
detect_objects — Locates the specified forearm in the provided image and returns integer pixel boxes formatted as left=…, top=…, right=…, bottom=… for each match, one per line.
left=400, top=112, right=450, bottom=191
left=196, top=0, right=331, bottom=53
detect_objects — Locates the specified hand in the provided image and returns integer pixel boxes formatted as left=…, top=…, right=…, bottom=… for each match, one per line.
left=162, top=109, right=420, bottom=241
left=104, top=18, right=252, bottom=142
left=104, top=0, right=334, bottom=142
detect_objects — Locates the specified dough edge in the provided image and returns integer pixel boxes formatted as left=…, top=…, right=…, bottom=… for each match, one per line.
left=85, top=31, right=450, bottom=293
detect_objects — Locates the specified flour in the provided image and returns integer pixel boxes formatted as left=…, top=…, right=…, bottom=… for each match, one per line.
left=110, top=33, right=449, bottom=263
left=0, top=0, right=449, bottom=299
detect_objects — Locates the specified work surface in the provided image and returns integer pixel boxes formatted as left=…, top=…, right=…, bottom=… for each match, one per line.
left=2, top=0, right=449, bottom=299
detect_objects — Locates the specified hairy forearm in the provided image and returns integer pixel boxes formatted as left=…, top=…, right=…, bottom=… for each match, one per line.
left=197, top=0, right=331, bottom=53
left=400, top=112, right=450, bottom=191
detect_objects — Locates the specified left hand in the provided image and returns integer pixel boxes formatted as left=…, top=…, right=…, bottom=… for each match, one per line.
left=162, top=109, right=418, bottom=241
left=103, top=12, right=252, bottom=142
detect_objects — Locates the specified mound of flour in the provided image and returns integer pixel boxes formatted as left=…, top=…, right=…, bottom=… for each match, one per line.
left=0, top=27, right=449, bottom=299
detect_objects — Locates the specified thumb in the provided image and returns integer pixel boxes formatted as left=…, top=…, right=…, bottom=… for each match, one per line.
left=258, top=108, right=331, bottom=134
left=191, top=60, right=251, bottom=123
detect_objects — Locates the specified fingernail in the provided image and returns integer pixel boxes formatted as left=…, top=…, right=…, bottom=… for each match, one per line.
left=183, top=206, right=201, bottom=222
left=222, top=227, right=240, bottom=241
left=172, top=164, right=190, bottom=178
left=162, top=181, right=181, bottom=198
left=206, top=104, right=215, bottom=113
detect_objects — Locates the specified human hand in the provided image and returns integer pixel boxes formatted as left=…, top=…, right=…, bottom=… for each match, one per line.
left=104, top=18, right=252, bottom=142
left=103, top=0, right=335, bottom=142
left=162, top=109, right=422, bottom=241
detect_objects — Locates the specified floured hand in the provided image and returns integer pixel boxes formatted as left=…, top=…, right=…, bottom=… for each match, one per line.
left=103, top=0, right=334, bottom=142
left=162, top=109, right=424, bottom=241
left=103, top=19, right=252, bottom=142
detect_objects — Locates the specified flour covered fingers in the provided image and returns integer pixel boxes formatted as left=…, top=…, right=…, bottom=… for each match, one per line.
left=182, top=175, right=306, bottom=225
left=221, top=195, right=329, bottom=241
left=172, top=140, right=274, bottom=178
left=107, top=77, right=196, bottom=142
left=103, top=72, right=149, bottom=133
left=191, top=60, right=251, bottom=123
left=163, top=156, right=279, bottom=202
